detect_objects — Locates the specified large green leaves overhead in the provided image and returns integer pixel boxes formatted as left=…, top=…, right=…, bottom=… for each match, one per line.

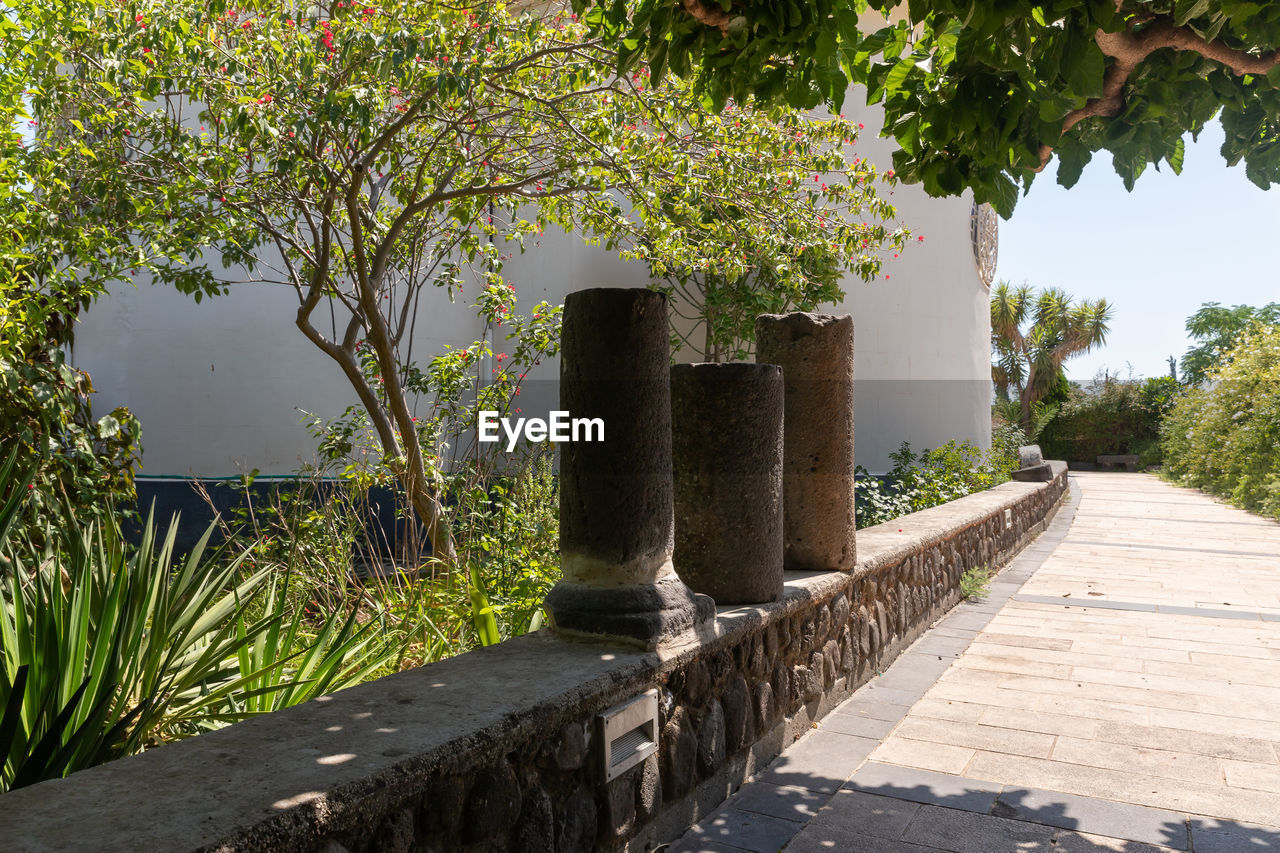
left=581, top=0, right=1280, bottom=215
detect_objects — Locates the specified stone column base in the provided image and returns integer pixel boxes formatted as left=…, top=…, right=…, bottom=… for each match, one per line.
left=546, top=574, right=715, bottom=650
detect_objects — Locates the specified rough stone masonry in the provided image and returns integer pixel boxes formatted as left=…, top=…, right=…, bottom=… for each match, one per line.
left=755, top=312, right=857, bottom=572
left=546, top=288, right=713, bottom=649
left=671, top=361, right=785, bottom=604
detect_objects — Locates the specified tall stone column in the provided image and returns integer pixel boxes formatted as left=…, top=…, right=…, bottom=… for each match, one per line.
left=755, top=312, right=856, bottom=572
left=671, top=362, right=784, bottom=603
left=546, top=288, right=714, bottom=648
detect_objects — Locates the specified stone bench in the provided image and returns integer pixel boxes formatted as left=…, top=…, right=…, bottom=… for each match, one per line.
left=1097, top=454, right=1139, bottom=472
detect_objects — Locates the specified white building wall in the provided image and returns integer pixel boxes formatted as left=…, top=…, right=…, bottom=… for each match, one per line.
left=73, top=91, right=991, bottom=478
left=829, top=95, right=993, bottom=470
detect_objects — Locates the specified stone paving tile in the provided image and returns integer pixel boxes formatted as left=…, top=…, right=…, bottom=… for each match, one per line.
left=1141, top=656, right=1280, bottom=689
left=869, top=736, right=975, bottom=775
left=992, top=786, right=1188, bottom=849
left=1066, top=664, right=1280, bottom=705
left=834, top=696, right=915, bottom=723
left=974, top=632, right=1074, bottom=652
left=966, top=641, right=1145, bottom=673
left=911, top=697, right=988, bottom=723
left=1219, top=757, right=1280, bottom=794
left=1016, top=594, right=1158, bottom=613
left=817, top=712, right=898, bottom=739
left=1157, top=604, right=1265, bottom=621
left=679, top=808, right=804, bottom=853
left=1142, top=705, right=1280, bottom=744
left=965, top=750, right=1280, bottom=829
left=899, top=802, right=1056, bottom=853
left=678, top=474, right=1280, bottom=852
left=953, top=650, right=1075, bottom=679
left=727, top=782, right=834, bottom=823
left=892, top=716, right=1057, bottom=759
left=1187, top=818, right=1280, bottom=853
left=1127, top=635, right=1280, bottom=660
left=783, top=822, right=938, bottom=853
left=898, top=649, right=962, bottom=671
left=909, top=631, right=974, bottom=650
left=1070, top=641, right=1189, bottom=663
left=873, top=664, right=955, bottom=694
left=1188, top=648, right=1280, bottom=672
left=1047, top=736, right=1223, bottom=786
left=845, top=762, right=1001, bottom=814
left=1050, top=829, right=1181, bottom=852
left=930, top=626, right=980, bottom=640
left=927, top=681, right=1075, bottom=720
left=1090, top=720, right=1279, bottom=763
left=756, top=731, right=877, bottom=794
left=979, top=706, right=1096, bottom=740
left=858, top=684, right=930, bottom=707
left=989, top=672, right=1245, bottom=717
left=809, top=788, right=921, bottom=840
left=939, top=612, right=998, bottom=632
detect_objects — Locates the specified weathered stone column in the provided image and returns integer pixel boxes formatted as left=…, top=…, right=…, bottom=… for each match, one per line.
left=1012, top=444, right=1053, bottom=482
left=671, top=362, right=784, bottom=603
left=755, top=312, right=856, bottom=572
left=546, top=288, right=714, bottom=648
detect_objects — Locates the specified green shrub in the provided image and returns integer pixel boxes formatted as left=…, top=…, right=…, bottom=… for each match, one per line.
left=855, top=431, right=1026, bottom=529
left=0, top=341, right=141, bottom=550
left=449, top=453, right=559, bottom=642
left=1161, top=326, right=1280, bottom=520
left=212, top=452, right=560, bottom=660
left=1039, top=374, right=1176, bottom=465
left=960, top=566, right=992, bottom=600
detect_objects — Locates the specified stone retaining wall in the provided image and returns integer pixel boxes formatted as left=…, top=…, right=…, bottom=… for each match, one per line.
left=1, top=464, right=1067, bottom=853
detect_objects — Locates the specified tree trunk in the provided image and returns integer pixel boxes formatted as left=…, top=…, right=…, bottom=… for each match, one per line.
left=1018, top=361, right=1036, bottom=436
left=361, top=313, right=459, bottom=572
left=399, top=451, right=458, bottom=571
left=296, top=304, right=458, bottom=574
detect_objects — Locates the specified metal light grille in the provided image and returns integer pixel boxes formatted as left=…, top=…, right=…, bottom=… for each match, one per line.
left=598, top=690, right=659, bottom=782
left=609, top=727, right=656, bottom=773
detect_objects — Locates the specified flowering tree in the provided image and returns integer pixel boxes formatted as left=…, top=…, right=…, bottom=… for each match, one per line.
left=20, top=0, right=907, bottom=569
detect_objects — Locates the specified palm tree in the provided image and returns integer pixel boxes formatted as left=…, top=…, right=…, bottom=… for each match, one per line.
left=991, top=282, right=1112, bottom=434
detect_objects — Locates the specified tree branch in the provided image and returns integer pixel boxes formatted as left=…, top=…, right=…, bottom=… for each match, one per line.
left=1035, top=19, right=1280, bottom=171
left=681, top=0, right=734, bottom=35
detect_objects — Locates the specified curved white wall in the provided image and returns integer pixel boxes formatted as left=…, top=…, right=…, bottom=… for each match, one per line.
left=826, top=93, right=993, bottom=470
left=73, top=91, right=991, bottom=477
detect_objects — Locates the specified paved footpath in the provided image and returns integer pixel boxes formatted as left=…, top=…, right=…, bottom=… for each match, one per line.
left=672, top=473, right=1280, bottom=853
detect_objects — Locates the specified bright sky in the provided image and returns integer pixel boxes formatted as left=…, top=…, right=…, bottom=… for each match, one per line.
left=994, top=119, right=1280, bottom=381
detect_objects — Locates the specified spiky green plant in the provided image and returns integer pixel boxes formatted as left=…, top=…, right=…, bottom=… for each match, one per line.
left=0, top=449, right=399, bottom=792
left=222, top=571, right=403, bottom=717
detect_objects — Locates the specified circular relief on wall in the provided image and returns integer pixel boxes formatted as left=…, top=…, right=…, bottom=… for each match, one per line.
left=970, top=201, right=998, bottom=287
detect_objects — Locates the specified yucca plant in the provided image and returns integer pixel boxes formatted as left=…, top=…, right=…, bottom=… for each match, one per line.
left=0, top=450, right=287, bottom=793
left=222, top=571, right=403, bottom=716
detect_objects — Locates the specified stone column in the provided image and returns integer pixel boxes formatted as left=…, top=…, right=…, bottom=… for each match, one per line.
left=755, top=313, right=856, bottom=572
left=546, top=288, right=714, bottom=648
left=671, top=362, right=784, bottom=604
left=1012, top=444, right=1053, bottom=482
